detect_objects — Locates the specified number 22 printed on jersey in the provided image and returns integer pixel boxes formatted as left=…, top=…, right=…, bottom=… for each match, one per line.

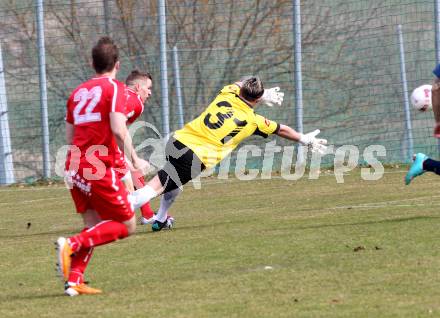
left=73, top=86, right=102, bottom=124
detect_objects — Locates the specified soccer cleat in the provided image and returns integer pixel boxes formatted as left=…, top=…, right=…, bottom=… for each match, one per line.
left=55, top=237, right=73, bottom=281
left=64, top=282, right=102, bottom=296
left=405, top=153, right=428, bottom=185
left=166, top=216, right=175, bottom=230
left=151, top=216, right=175, bottom=232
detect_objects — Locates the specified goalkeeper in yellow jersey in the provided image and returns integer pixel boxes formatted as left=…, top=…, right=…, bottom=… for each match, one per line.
left=132, top=76, right=328, bottom=231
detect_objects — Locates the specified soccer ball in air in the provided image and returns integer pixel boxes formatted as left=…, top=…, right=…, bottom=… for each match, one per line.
left=410, top=84, right=432, bottom=111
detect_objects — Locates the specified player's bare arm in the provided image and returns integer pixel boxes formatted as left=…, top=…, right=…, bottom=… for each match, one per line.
left=275, top=124, right=328, bottom=154
left=66, top=122, right=74, bottom=144
left=275, top=124, right=302, bottom=142
left=110, top=112, right=148, bottom=172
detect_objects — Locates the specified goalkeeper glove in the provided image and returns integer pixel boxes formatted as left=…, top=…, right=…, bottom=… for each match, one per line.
left=261, top=87, right=284, bottom=107
left=299, top=129, right=328, bottom=154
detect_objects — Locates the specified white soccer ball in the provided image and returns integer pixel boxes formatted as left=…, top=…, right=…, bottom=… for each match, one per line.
left=410, top=84, right=432, bottom=111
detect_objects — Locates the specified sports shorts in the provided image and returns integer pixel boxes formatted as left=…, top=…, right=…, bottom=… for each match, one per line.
left=157, top=138, right=205, bottom=194
left=67, top=166, right=134, bottom=223
left=113, top=157, right=129, bottom=181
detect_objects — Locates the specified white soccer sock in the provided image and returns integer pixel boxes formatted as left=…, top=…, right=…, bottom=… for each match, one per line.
left=154, top=188, right=181, bottom=222
left=132, top=185, right=158, bottom=209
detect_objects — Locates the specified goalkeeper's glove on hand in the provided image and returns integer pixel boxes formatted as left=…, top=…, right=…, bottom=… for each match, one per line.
left=261, top=87, right=284, bottom=107
left=299, top=129, right=328, bottom=154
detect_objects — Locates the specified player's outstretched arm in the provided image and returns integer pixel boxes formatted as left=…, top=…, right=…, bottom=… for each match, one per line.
left=276, top=124, right=328, bottom=154
left=275, top=124, right=302, bottom=141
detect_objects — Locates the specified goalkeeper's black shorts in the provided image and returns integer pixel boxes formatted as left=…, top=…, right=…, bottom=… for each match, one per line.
left=157, top=138, right=206, bottom=194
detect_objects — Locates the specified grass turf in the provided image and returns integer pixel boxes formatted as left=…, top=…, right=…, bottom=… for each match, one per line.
left=1, top=168, right=440, bottom=317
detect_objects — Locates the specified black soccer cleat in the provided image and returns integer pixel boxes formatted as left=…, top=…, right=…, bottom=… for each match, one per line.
left=151, top=216, right=174, bottom=232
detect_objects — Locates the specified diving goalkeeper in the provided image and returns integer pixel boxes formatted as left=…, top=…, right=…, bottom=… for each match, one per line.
left=132, top=76, right=328, bottom=231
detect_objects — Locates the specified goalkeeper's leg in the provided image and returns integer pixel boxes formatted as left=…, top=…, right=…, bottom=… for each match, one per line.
left=130, top=138, right=205, bottom=231
left=405, top=153, right=427, bottom=185
left=422, top=157, right=440, bottom=175
left=154, top=188, right=181, bottom=223
left=148, top=188, right=181, bottom=231
left=404, top=153, right=440, bottom=184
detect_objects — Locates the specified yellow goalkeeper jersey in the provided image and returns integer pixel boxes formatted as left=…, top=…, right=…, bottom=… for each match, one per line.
left=173, top=83, right=280, bottom=168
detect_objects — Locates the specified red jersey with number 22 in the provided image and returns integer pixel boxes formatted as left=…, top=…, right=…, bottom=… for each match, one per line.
left=65, top=76, right=127, bottom=168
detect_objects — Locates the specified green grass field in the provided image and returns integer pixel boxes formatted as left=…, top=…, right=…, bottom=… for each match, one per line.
left=1, top=168, right=440, bottom=317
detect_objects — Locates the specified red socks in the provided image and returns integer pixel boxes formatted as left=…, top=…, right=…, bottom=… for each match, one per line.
left=68, top=220, right=129, bottom=251
left=140, top=203, right=154, bottom=219
left=68, top=228, right=93, bottom=284
left=67, top=221, right=129, bottom=284
left=68, top=246, right=94, bottom=284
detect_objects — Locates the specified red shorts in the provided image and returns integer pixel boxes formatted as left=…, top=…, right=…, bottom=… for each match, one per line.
left=68, top=167, right=134, bottom=223
left=113, top=158, right=129, bottom=180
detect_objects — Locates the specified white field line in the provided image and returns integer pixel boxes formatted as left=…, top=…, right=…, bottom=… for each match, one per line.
left=328, top=195, right=440, bottom=211
left=330, top=203, right=440, bottom=210
left=0, top=186, right=66, bottom=192
left=197, top=169, right=410, bottom=185
left=0, top=196, right=64, bottom=206
left=0, top=170, right=431, bottom=210
left=1, top=190, right=436, bottom=210
left=0, top=169, right=411, bottom=190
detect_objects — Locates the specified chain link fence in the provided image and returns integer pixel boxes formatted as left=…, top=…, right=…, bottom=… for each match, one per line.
left=0, top=0, right=438, bottom=183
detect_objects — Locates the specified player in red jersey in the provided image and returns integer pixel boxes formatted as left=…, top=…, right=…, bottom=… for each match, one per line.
left=125, top=70, right=149, bottom=126
left=113, top=70, right=159, bottom=224
left=56, top=37, right=148, bottom=296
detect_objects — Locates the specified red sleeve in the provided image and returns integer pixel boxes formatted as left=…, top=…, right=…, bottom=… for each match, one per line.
left=109, top=79, right=127, bottom=114
left=65, top=96, right=74, bottom=124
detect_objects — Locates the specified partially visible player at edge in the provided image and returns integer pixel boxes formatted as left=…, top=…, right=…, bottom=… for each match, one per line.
left=56, top=37, right=148, bottom=296
left=130, top=76, right=328, bottom=231
left=406, top=64, right=440, bottom=184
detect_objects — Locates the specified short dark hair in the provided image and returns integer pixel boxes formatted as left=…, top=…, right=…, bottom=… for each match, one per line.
left=240, top=76, right=264, bottom=102
left=92, top=36, right=119, bottom=74
left=125, top=70, right=152, bottom=87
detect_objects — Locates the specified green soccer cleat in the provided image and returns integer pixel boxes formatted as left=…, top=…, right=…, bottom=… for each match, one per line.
left=405, top=153, right=428, bottom=185
left=151, top=216, right=174, bottom=232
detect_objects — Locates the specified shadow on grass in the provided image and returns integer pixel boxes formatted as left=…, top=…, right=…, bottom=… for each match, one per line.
left=135, top=220, right=236, bottom=234
left=4, top=216, right=434, bottom=239
left=1, top=219, right=237, bottom=240
left=0, top=292, right=65, bottom=303
left=0, top=229, right=77, bottom=239
left=295, top=215, right=440, bottom=230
